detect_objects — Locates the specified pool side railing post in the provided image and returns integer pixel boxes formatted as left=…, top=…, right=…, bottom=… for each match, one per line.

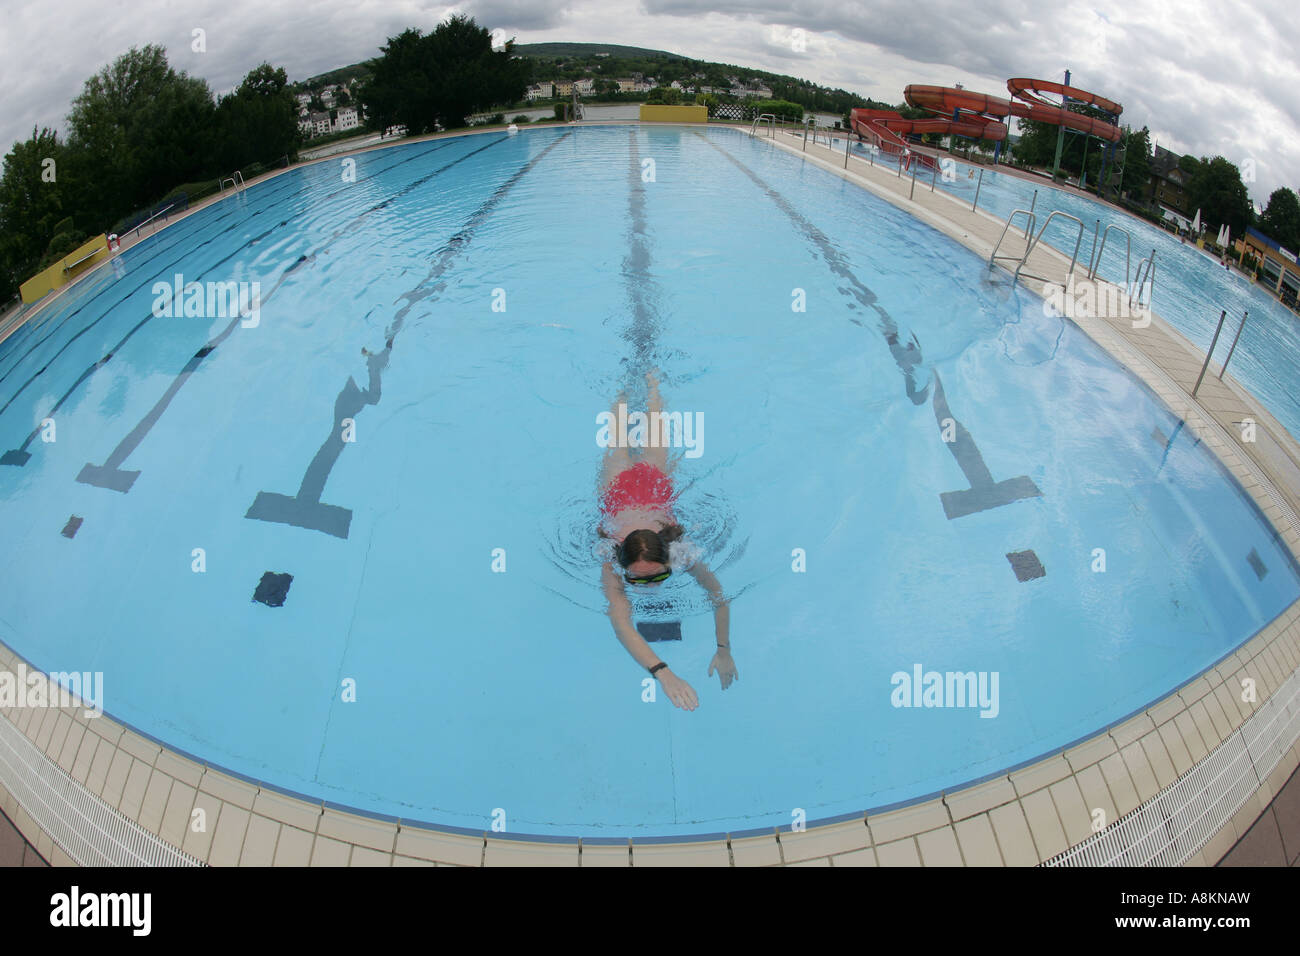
left=1087, top=220, right=1100, bottom=279
left=845, top=133, right=850, bottom=169
left=910, top=161, right=918, bottom=200
left=1192, top=310, right=1228, bottom=399
left=1218, top=311, right=1249, bottom=380
left=972, top=168, right=984, bottom=212
left=1027, top=189, right=1037, bottom=238
left=931, top=158, right=939, bottom=192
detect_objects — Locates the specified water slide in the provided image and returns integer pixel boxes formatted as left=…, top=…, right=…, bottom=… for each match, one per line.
left=849, top=78, right=1122, bottom=167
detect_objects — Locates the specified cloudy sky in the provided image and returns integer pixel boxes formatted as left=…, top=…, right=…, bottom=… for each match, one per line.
left=3, top=0, right=1296, bottom=202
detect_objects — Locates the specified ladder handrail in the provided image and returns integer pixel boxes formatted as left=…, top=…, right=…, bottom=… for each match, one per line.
left=750, top=113, right=777, bottom=137
left=989, top=209, right=1038, bottom=272
left=1130, top=249, right=1156, bottom=311
left=1088, top=222, right=1133, bottom=286
left=1014, top=211, right=1086, bottom=287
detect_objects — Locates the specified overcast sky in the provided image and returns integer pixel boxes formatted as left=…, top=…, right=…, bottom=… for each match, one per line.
left=3, top=0, right=1296, bottom=203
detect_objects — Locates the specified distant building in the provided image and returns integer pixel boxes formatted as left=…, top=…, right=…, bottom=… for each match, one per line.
left=309, top=112, right=331, bottom=136
left=1243, top=227, right=1300, bottom=308
left=526, top=82, right=554, bottom=100
left=1148, top=145, right=1192, bottom=216
left=335, top=106, right=360, bottom=132
left=554, top=80, right=573, bottom=96
left=574, top=78, right=594, bottom=94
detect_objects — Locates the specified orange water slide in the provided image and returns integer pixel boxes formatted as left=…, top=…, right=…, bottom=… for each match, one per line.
left=1004, top=78, right=1123, bottom=142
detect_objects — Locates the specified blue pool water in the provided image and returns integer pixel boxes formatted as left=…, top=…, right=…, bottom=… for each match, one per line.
left=837, top=137, right=1300, bottom=441
left=1, top=125, right=1297, bottom=837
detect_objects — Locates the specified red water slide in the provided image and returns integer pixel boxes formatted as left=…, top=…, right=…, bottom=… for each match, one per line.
left=1004, top=78, right=1122, bottom=142
left=849, top=80, right=1123, bottom=159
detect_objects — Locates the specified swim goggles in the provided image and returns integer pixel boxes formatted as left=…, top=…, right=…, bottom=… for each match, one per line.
left=625, top=569, right=672, bottom=585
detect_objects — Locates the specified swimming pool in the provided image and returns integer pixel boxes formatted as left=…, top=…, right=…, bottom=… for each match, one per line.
left=1, top=125, right=1296, bottom=838
left=843, top=141, right=1300, bottom=444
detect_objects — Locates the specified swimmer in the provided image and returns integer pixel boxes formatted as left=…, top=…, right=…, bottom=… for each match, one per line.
left=598, top=370, right=736, bottom=711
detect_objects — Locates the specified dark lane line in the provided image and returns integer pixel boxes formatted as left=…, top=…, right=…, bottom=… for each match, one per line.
left=0, top=139, right=476, bottom=462
left=70, top=135, right=513, bottom=490
left=697, top=131, right=1040, bottom=520
left=246, top=130, right=574, bottom=538
left=0, top=138, right=457, bottom=391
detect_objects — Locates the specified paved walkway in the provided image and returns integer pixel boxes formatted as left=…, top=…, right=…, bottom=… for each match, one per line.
left=0, top=808, right=46, bottom=866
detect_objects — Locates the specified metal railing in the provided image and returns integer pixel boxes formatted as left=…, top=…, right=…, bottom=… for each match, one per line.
left=131, top=202, right=175, bottom=238
left=1088, top=222, right=1133, bottom=287
left=989, top=209, right=1038, bottom=274
left=750, top=113, right=777, bottom=137
left=219, top=171, right=246, bottom=194
left=1130, top=249, right=1156, bottom=312
left=1013, top=211, right=1086, bottom=287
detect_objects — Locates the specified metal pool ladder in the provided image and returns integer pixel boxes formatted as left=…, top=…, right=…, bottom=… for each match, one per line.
left=990, top=209, right=1085, bottom=287
left=1130, top=249, right=1156, bottom=312
left=1087, top=222, right=1132, bottom=287
left=750, top=113, right=777, bottom=137
left=988, top=208, right=1036, bottom=276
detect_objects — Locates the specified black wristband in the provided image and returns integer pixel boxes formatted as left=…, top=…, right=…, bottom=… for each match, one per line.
left=648, top=662, right=668, bottom=677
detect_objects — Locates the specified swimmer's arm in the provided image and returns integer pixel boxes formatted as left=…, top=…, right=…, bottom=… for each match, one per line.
left=687, top=562, right=730, bottom=650
left=602, top=563, right=700, bottom=710
left=601, top=562, right=663, bottom=671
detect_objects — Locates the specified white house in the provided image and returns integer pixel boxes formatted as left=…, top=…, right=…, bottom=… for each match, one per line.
left=526, top=82, right=554, bottom=100
left=334, top=106, right=360, bottom=132
left=574, top=78, right=595, bottom=94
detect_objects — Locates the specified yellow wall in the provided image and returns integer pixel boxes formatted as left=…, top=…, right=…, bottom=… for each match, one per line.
left=639, top=104, right=708, bottom=123
left=19, top=235, right=109, bottom=304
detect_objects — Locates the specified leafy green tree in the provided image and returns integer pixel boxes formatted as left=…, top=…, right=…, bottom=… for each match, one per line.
left=0, top=127, right=73, bottom=299
left=65, top=45, right=217, bottom=229
left=645, top=86, right=682, bottom=105
left=751, top=99, right=803, bottom=122
left=1118, top=126, right=1152, bottom=197
left=1259, top=187, right=1300, bottom=251
left=215, top=63, right=299, bottom=170
left=361, top=16, right=529, bottom=134
left=1186, top=156, right=1253, bottom=235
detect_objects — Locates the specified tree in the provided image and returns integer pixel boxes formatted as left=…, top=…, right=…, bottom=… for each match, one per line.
left=65, top=45, right=217, bottom=229
left=361, top=16, right=529, bottom=135
left=0, top=127, right=73, bottom=300
left=644, top=86, right=682, bottom=105
left=1117, top=126, right=1151, bottom=198
left=1259, top=187, right=1300, bottom=252
left=1186, top=156, right=1253, bottom=236
left=215, top=64, right=299, bottom=170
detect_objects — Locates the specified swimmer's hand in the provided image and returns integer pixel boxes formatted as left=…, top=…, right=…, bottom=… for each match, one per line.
left=658, top=668, right=699, bottom=711
left=708, top=649, right=738, bottom=690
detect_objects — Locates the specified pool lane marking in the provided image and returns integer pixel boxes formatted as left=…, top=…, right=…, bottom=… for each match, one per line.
left=245, top=130, right=575, bottom=539
left=0, top=138, right=458, bottom=396
left=67, top=136, right=509, bottom=491
left=697, top=131, right=1040, bottom=519
left=0, top=139, right=474, bottom=469
left=931, top=370, right=1042, bottom=518
left=622, top=128, right=662, bottom=371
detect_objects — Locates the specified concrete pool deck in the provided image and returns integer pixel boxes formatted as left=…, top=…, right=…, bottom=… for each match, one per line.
left=1, top=122, right=1299, bottom=866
